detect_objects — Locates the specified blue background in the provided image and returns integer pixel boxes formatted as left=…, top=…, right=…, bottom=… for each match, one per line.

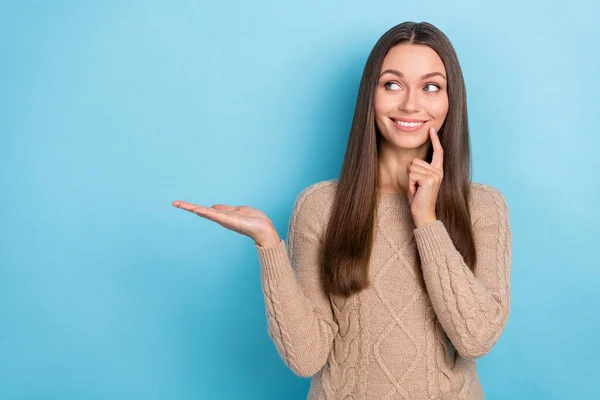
left=1, top=1, right=598, bottom=399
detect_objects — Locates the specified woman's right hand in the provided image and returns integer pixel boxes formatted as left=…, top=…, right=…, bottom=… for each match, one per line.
left=171, top=200, right=281, bottom=247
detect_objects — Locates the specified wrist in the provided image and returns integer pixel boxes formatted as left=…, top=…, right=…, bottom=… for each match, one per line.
left=255, top=228, right=281, bottom=248
left=413, top=215, right=437, bottom=228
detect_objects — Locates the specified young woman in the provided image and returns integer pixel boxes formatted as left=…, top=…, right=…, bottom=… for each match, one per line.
left=173, top=21, right=511, bottom=400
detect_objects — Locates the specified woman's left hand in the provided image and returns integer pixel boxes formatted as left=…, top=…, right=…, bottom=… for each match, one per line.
left=407, top=126, right=444, bottom=228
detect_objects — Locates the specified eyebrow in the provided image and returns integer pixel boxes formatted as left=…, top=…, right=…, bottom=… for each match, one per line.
left=379, top=69, right=447, bottom=81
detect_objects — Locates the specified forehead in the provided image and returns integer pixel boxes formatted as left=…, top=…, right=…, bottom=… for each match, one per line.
left=381, top=43, right=446, bottom=77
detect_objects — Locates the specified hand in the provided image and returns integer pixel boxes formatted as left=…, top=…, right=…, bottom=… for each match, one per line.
left=407, top=126, right=444, bottom=228
left=172, top=200, right=281, bottom=247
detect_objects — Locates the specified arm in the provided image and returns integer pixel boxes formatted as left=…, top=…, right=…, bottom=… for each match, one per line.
left=413, top=185, right=512, bottom=359
left=255, top=184, right=338, bottom=377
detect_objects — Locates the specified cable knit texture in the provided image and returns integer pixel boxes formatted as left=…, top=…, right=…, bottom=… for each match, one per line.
left=255, top=179, right=511, bottom=400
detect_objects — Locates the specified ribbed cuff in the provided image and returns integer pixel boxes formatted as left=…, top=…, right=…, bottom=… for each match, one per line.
left=255, top=239, right=296, bottom=281
left=413, top=219, right=454, bottom=264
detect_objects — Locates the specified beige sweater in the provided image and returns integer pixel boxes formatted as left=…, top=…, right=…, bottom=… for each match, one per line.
left=255, top=179, right=511, bottom=400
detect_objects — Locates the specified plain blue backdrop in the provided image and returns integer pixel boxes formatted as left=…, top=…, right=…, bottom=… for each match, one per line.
left=1, top=1, right=599, bottom=399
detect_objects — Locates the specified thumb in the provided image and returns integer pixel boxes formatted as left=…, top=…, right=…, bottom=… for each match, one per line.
left=407, top=185, right=414, bottom=205
left=407, top=161, right=417, bottom=198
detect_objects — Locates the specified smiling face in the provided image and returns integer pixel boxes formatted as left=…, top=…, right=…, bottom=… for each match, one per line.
left=374, top=43, right=449, bottom=150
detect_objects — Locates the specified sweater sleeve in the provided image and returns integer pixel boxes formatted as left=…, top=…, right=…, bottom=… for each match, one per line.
left=254, top=184, right=339, bottom=377
left=412, top=184, right=512, bottom=359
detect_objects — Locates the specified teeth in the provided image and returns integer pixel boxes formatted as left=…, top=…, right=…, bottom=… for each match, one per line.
left=395, top=119, right=424, bottom=127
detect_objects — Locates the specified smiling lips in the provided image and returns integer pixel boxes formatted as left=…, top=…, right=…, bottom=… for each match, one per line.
left=390, top=117, right=428, bottom=132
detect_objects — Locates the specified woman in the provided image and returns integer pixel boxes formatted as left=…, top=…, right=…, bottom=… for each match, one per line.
left=173, top=21, right=511, bottom=400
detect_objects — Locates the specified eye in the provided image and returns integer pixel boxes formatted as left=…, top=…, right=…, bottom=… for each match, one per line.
left=384, top=82, right=401, bottom=91
left=424, top=83, right=441, bottom=92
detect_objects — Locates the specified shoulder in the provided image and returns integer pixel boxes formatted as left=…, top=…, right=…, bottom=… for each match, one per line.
left=288, top=179, right=338, bottom=239
left=468, top=182, right=508, bottom=205
left=294, top=178, right=338, bottom=211
left=289, top=179, right=338, bottom=231
left=468, top=182, right=510, bottom=227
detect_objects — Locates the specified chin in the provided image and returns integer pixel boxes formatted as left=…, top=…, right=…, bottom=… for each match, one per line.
left=386, top=132, right=429, bottom=149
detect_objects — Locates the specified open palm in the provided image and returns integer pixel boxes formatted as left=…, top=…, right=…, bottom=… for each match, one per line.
left=172, top=200, right=280, bottom=246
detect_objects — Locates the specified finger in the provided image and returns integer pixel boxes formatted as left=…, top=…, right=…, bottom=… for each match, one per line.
left=211, top=204, right=238, bottom=210
left=407, top=162, right=416, bottom=194
left=184, top=204, right=235, bottom=226
left=173, top=201, right=212, bottom=215
left=172, top=200, right=253, bottom=238
left=410, top=157, right=435, bottom=168
left=172, top=200, right=202, bottom=209
left=409, top=159, right=442, bottom=178
left=410, top=156, right=440, bottom=177
left=429, top=127, right=444, bottom=170
left=408, top=163, right=434, bottom=175
left=409, top=173, right=417, bottom=196
left=409, top=171, right=436, bottom=187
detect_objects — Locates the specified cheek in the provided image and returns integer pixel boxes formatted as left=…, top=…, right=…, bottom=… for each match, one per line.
left=373, top=99, right=384, bottom=117
left=374, top=90, right=396, bottom=115
left=424, top=96, right=449, bottom=119
left=373, top=95, right=391, bottom=133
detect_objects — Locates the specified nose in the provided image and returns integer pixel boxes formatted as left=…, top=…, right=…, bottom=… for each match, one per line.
left=399, top=88, right=420, bottom=113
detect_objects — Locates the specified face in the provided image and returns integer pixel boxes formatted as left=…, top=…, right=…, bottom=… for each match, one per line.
left=374, top=43, right=449, bottom=150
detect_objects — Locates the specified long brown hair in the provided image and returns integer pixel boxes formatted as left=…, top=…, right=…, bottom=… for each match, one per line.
left=321, top=21, right=477, bottom=298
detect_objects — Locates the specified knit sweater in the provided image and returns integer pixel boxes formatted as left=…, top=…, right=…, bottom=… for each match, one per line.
left=255, top=179, right=511, bottom=400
